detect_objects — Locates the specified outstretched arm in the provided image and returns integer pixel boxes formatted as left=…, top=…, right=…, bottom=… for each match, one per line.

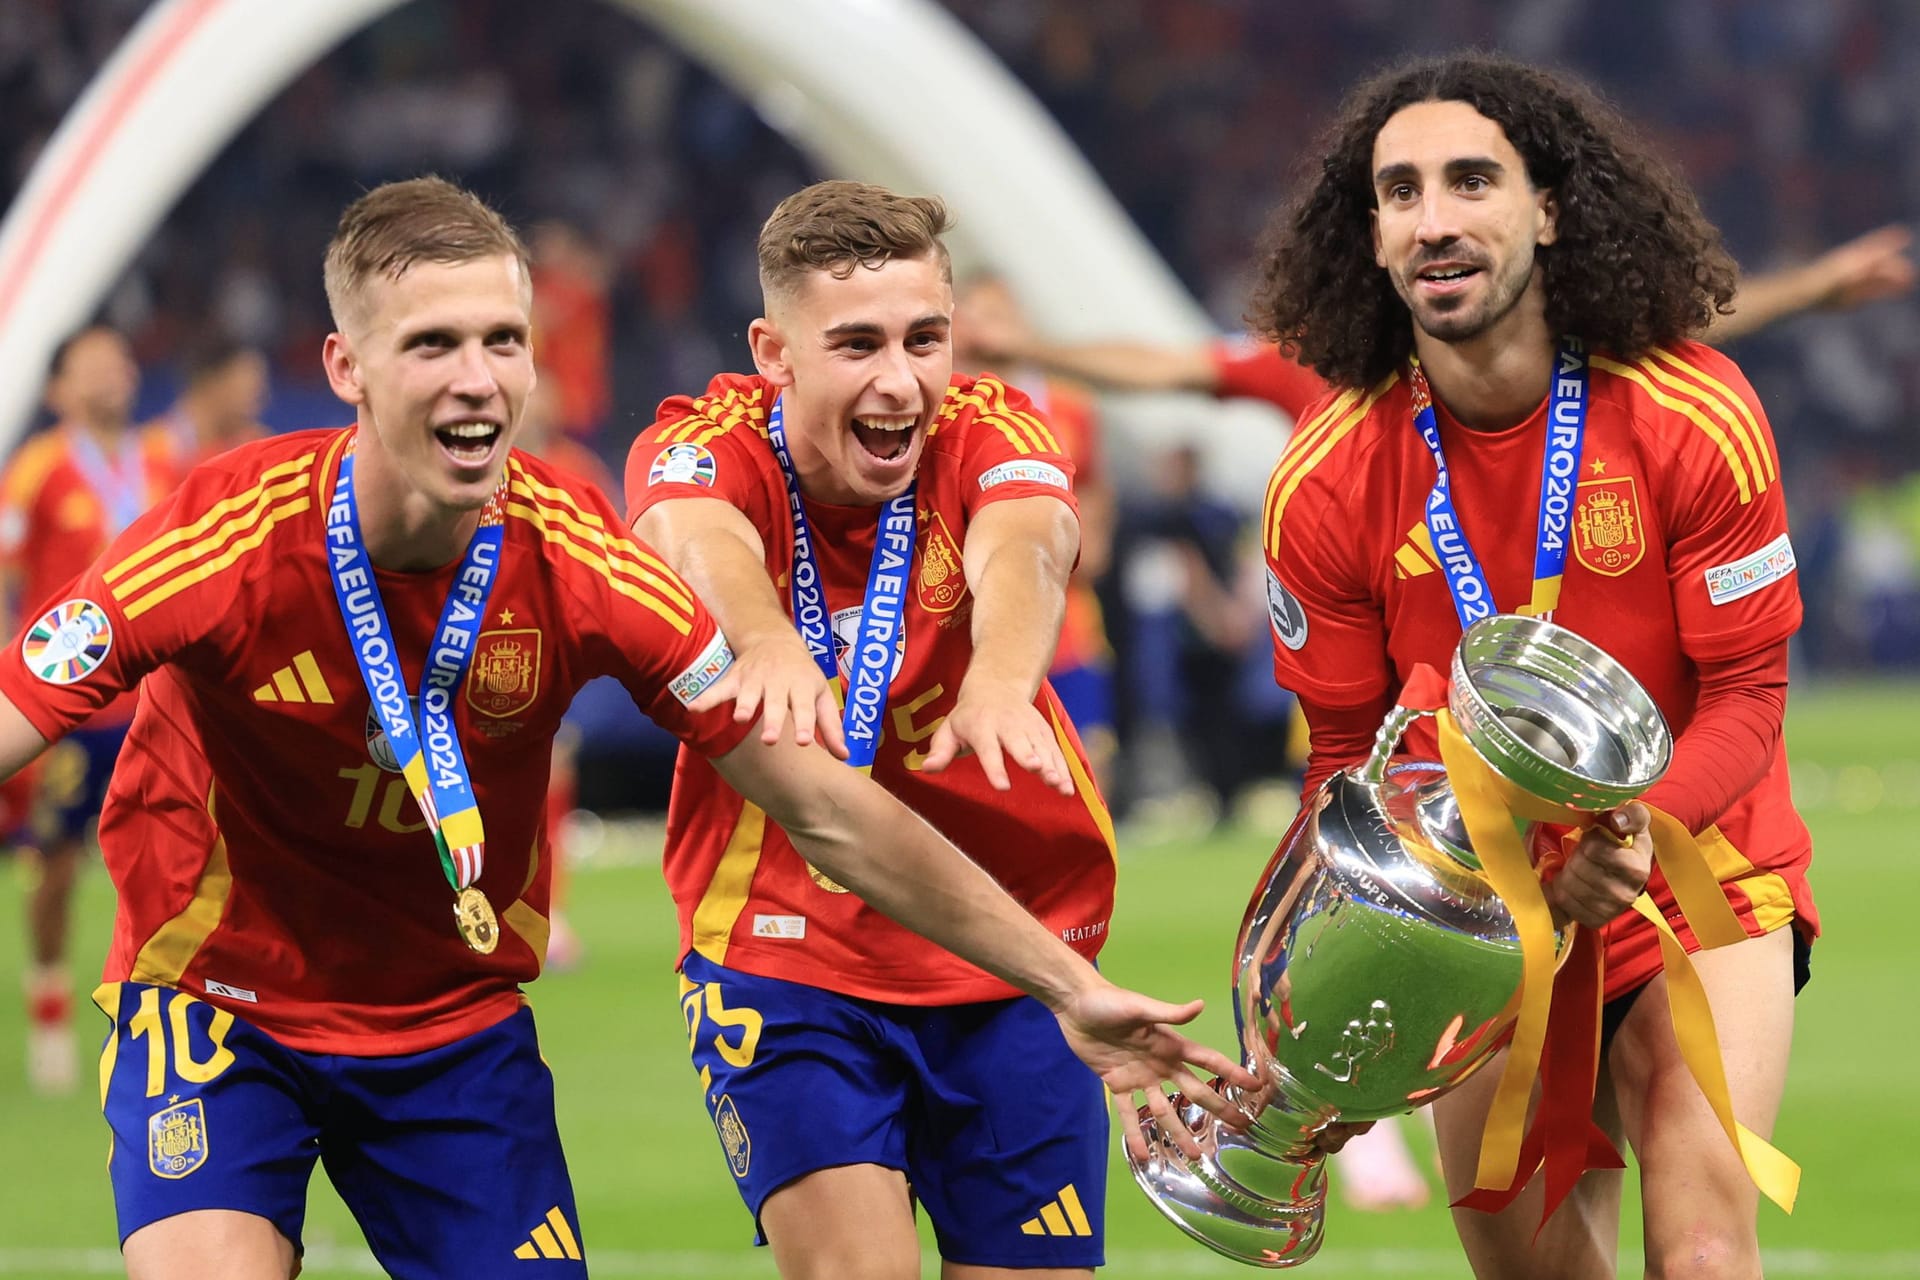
left=959, top=286, right=1221, bottom=393
left=637, top=497, right=846, bottom=757
left=710, top=728, right=1256, bottom=1153
left=1711, top=224, right=1916, bottom=344
left=921, top=496, right=1077, bottom=792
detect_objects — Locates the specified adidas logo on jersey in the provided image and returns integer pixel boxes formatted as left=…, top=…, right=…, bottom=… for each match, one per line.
left=512, top=1206, right=583, bottom=1261
left=1392, top=521, right=1439, bottom=579
left=250, top=651, right=333, bottom=704
left=1019, top=1183, right=1093, bottom=1237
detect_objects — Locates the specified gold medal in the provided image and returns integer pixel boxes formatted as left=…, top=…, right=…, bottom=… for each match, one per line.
left=454, top=886, right=500, bottom=954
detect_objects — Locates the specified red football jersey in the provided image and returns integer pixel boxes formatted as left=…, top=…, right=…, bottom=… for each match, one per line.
left=0, top=429, right=749, bottom=1054
left=1, top=422, right=178, bottom=726
left=1209, top=338, right=1332, bottom=418
left=628, top=372, right=1117, bottom=1004
left=1260, top=342, right=1814, bottom=985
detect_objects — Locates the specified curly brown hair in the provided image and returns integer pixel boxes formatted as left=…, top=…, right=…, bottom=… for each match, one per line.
left=1249, top=52, right=1738, bottom=389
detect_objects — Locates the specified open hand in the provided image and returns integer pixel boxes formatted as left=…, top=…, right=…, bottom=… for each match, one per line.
left=920, top=682, right=1072, bottom=794
left=1054, top=983, right=1261, bottom=1161
left=1811, top=224, right=1916, bottom=311
left=725, top=631, right=847, bottom=758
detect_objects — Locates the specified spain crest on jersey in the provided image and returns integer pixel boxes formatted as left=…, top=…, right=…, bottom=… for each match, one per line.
left=148, top=1097, right=208, bottom=1179
left=1574, top=477, right=1644, bottom=577
left=465, top=629, right=541, bottom=719
left=916, top=511, right=966, bottom=614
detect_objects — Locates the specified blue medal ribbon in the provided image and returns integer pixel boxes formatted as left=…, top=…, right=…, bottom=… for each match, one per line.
left=324, top=441, right=502, bottom=891
left=1411, top=336, right=1589, bottom=628
left=766, top=395, right=917, bottom=771
left=66, top=427, right=149, bottom=535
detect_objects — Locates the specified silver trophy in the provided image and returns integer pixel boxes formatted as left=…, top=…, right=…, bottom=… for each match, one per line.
left=1127, top=614, right=1671, bottom=1267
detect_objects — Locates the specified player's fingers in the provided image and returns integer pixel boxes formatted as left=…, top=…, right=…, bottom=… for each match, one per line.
left=688, top=667, right=743, bottom=714
left=755, top=685, right=788, bottom=742
left=1131, top=995, right=1207, bottom=1027
left=1144, top=1088, right=1202, bottom=1161
left=974, top=734, right=1013, bottom=791
left=1608, top=800, right=1650, bottom=837
left=920, top=723, right=958, bottom=773
left=1175, top=1040, right=1260, bottom=1093
left=1116, top=1096, right=1150, bottom=1163
left=814, top=688, right=850, bottom=760
left=1036, top=735, right=1074, bottom=795
left=728, top=672, right=764, bottom=722
left=786, top=687, right=818, bottom=748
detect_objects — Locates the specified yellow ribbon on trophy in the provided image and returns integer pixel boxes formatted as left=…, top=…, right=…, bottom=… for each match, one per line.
left=1434, top=709, right=1799, bottom=1213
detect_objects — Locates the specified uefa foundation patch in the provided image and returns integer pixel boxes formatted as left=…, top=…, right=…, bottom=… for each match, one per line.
left=670, top=631, right=735, bottom=706
left=22, top=598, right=113, bottom=684
left=1705, top=534, right=1797, bottom=606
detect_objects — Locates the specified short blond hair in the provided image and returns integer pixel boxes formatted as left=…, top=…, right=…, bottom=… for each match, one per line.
left=323, top=177, right=530, bottom=330
left=757, top=180, right=952, bottom=305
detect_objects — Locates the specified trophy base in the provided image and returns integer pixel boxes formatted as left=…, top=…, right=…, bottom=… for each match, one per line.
left=1125, top=1093, right=1326, bottom=1269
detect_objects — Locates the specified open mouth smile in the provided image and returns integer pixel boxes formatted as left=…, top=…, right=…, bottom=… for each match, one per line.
left=850, top=414, right=918, bottom=464
left=434, top=419, right=503, bottom=466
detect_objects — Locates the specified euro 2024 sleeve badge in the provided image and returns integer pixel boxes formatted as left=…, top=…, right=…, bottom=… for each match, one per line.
left=22, top=598, right=112, bottom=684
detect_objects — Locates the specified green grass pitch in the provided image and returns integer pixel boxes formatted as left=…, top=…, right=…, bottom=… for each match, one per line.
left=1, top=680, right=1915, bottom=1277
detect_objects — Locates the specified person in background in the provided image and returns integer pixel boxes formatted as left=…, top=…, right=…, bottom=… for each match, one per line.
left=142, top=337, right=271, bottom=475
left=0, top=326, right=174, bottom=1094
left=515, top=375, right=618, bottom=971
left=531, top=220, right=613, bottom=441
left=962, top=224, right=1914, bottom=421
left=954, top=273, right=1119, bottom=788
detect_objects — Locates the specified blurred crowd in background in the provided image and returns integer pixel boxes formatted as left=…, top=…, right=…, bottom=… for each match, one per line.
left=5, top=0, right=1919, bottom=822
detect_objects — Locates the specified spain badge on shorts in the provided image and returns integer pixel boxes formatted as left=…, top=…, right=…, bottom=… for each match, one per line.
left=148, top=1096, right=209, bottom=1179
left=713, top=1094, right=751, bottom=1178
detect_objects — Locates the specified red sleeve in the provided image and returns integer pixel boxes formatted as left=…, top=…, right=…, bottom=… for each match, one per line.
left=953, top=375, right=1081, bottom=520
left=1209, top=339, right=1333, bottom=418
left=1263, top=476, right=1394, bottom=709
left=624, top=377, right=778, bottom=531
left=1640, top=640, right=1787, bottom=833
left=1658, top=352, right=1802, bottom=662
left=1298, top=692, right=1395, bottom=797
left=0, top=477, right=223, bottom=740
left=559, top=480, right=753, bottom=760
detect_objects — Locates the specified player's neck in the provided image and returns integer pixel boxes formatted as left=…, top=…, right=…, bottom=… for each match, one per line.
left=1411, top=300, right=1556, bottom=432
left=67, top=415, right=128, bottom=447
left=177, top=393, right=222, bottom=448
left=786, top=418, right=868, bottom=507
left=350, top=436, right=483, bottom=572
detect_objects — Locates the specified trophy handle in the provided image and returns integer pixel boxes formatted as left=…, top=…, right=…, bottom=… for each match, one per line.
left=1356, top=702, right=1431, bottom=786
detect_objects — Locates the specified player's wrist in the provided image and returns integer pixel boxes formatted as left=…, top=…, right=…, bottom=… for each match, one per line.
left=1035, top=958, right=1107, bottom=1014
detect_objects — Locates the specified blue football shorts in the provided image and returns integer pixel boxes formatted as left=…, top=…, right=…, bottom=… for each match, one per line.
left=94, top=981, right=586, bottom=1276
left=31, top=722, right=127, bottom=846
left=679, top=951, right=1111, bottom=1268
